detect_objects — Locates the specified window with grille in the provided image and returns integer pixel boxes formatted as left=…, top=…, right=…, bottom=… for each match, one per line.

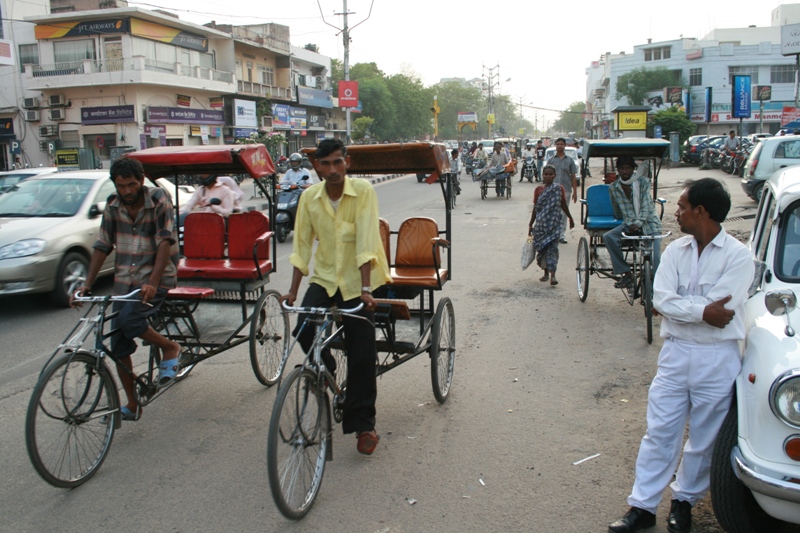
left=729, top=65, right=759, bottom=85
left=258, top=65, right=274, bottom=86
left=689, top=68, right=702, bottom=86
left=771, top=64, right=798, bottom=84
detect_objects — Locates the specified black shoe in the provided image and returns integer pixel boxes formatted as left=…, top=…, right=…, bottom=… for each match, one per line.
left=667, top=500, right=691, bottom=533
left=609, top=507, right=656, bottom=533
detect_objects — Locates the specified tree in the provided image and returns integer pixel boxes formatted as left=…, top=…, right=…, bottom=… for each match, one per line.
left=352, top=117, right=375, bottom=141
left=386, top=73, right=431, bottom=140
left=349, top=62, right=384, bottom=81
left=357, top=78, right=396, bottom=140
left=330, top=58, right=343, bottom=94
left=650, top=106, right=696, bottom=144
left=552, top=101, right=586, bottom=135
left=430, top=81, right=485, bottom=140
left=616, top=67, right=685, bottom=106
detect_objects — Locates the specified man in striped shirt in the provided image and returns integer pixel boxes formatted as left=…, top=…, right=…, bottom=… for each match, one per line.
left=72, top=157, right=181, bottom=421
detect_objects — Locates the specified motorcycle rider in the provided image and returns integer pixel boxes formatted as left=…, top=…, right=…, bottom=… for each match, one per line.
left=281, top=152, right=313, bottom=187
left=520, top=142, right=536, bottom=182
left=473, top=142, right=488, bottom=169
left=535, top=140, right=546, bottom=182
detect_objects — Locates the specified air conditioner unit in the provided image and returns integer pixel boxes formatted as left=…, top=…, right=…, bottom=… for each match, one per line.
left=49, top=94, right=66, bottom=106
left=261, top=116, right=272, bottom=128
left=315, top=76, right=323, bottom=88
left=25, top=110, right=40, bottom=122
left=23, top=97, right=40, bottom=109
left=39, top=125, right=58, bottom=137
left=50, top=108, right=66, bottom=120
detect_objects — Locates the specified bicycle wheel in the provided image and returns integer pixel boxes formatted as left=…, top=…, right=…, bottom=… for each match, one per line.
left=506, top=179, right=512, bottom=199
left=576, top=237, right=590, bottom=302
left=430, top=297, right=456, bottom=403
left=26, top=351, right=119, bottom=488
left=480, top=181, right=486, bottom=200
left=642, top=259, right=654, bottom=344
left=267, top=367, right=331, bottom=520
left=250, top=290, right=290, bottom=386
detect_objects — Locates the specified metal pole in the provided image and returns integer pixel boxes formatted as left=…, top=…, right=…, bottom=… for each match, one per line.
left=759, top=99, right=764, bottom=134
left=343, top=0, right=351, bottom=145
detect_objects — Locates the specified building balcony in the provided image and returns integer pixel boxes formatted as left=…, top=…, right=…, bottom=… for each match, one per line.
left=231, top=26, right=290, bottom=55
left=26, top=56, right=236, bottom=93
left=237, top=80, right=293, bottom=101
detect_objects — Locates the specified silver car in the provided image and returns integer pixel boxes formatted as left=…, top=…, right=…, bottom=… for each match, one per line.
left=0, top=170, right=117, bottom=305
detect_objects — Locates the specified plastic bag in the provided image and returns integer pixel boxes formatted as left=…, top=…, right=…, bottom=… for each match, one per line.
left=521, top=236, right=535, bottom=270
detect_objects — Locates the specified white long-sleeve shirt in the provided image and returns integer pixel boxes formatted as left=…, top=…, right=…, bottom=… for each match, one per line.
left=182, top=183, right=234, bottom=217
left=653, top=227, right=754, bottom=343
left=215, top=176, right=244, bottom=210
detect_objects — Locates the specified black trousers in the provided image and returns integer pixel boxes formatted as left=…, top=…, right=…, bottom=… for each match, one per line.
left=293, top=283, right=377, bottom=434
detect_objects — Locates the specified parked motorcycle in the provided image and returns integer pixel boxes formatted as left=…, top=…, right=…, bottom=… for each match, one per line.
left=275, top=182, right=305, bottom=243
left=521, top=156, right=535, bottom=182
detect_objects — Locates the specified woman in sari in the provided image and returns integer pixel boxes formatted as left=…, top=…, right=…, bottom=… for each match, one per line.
left=528, top=165, right=574, bottom=285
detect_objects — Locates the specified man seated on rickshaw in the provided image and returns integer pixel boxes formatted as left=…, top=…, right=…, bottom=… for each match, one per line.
left=602, top=155, right=662, bottom=289
left=488, top=141, right=511, bottom=196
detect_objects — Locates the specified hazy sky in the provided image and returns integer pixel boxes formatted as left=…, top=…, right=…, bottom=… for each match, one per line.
left=129, top=0, right=788, bottom=125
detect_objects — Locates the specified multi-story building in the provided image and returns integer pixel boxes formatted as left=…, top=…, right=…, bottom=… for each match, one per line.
left=586, top=4, right=800, bottom=139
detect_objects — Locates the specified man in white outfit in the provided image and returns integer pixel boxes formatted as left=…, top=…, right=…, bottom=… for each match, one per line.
left=609, top=178, right=754, bottom=533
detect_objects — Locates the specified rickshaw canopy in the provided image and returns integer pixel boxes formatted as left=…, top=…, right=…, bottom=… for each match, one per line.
left=301, top=142, right=451, bottom=176
left=126, top=144, right=276, bottom=179
left=583, top=138, right=671, bottom=161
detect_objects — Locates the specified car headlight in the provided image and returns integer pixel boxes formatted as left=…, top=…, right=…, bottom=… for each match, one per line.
left=0, top=239, right=47, bottom=259
left=770, top=369, right=800, bottom=428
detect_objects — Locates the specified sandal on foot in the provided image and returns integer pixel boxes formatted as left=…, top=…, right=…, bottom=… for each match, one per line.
left=120, top=405, right=142, bottom=421
left=158, top=358, right=180, bottom=386
left=539, top=274, right=549, bottom=282
left=614, top=276, right=632, bottom=289
left=550, top=278, right=559, bottom=286
left=356, top=431, right=380, bottom=455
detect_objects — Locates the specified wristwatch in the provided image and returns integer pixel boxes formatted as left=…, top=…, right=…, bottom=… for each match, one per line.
left=361, top=286, right=372, bottom=294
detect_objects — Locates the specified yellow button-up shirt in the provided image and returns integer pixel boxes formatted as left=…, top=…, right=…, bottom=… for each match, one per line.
left=289, top=175, right=392, bottom=301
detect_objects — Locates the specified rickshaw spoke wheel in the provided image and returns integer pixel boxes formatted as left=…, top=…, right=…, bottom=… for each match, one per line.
left=430, top=297, right=456, bottom=403
left=267, top=368, right=329, bottom=520
left=576, top=237, right=590, bottom=302
left=643, top=259, right=654, bottom=344
left=26, top=351, right=118, bottom=488
left=250, top=290, right=290, bottom=386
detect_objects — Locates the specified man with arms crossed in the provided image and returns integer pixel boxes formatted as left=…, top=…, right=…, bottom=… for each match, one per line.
left=546, top=137, right=578, bottom=243
left=72, top=157, right=181, bottom=421
left=283, top=138, right=392, bottom=455
left=609, top=178, right=754, bottom=533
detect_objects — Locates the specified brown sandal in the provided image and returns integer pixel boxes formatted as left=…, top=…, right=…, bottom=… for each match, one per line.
left=550, top=278, right=559, bottom=285
left=357, top=431, right=380, bottom=455
left=539, top=273, right=549, bottom=282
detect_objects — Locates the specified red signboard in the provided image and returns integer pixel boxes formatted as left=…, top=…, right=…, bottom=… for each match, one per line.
left=338, top=81, right=359, bottom=108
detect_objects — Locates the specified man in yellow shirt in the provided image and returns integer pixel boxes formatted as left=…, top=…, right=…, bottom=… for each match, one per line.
left=283, top=138, right=392, bottom=455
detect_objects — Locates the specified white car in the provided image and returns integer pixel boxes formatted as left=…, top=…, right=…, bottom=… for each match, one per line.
left=0, top=167, right=58, bottom=193
left=709, top=166, right=800, bottom=531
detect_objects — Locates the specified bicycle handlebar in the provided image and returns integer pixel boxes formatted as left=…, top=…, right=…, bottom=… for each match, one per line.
left=281, top=300, right=365, bottom=316
left=72, top=288, right=143, bottom=303
left=621, top=231, right=672, bottom=240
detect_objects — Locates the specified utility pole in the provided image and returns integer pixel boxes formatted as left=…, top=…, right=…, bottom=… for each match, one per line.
left=431, top=95, right=440, bottom=141
left=319, top=0, right=373, bottom=145
left=483, top=64, right=499, bottom=137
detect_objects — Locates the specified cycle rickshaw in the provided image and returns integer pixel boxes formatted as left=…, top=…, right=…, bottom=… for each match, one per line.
left=574, top=138, right=671, bottom=343
left=25, top=144, right=291, bottom=488
left=267, top=142, right=457, bottom=519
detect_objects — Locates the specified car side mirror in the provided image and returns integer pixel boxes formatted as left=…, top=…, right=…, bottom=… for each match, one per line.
left=89, top=201, right=106, bottom=218
left=765, top=288, right=797, bottom=337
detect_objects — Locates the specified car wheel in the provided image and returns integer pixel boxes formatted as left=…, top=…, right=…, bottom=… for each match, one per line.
left=754, top=181, right=765, bottom=203
left=710, top=403, right=786, bottom=533
left=52, top=252, right=88, bottom=307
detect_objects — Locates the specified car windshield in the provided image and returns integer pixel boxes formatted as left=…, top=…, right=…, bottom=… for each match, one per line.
left=0, top=178, right=93, bottom=217
left=776, top=200, right=800, bottom=280
left=0, top=173, right=35, bottom=192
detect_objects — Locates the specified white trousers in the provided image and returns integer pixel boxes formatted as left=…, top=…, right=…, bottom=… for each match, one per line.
left=627, top=337, right=741, bottom=513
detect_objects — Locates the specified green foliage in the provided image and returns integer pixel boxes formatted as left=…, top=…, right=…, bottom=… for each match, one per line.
left=349, top=62, right=384, bottom=80
left=330, top=59, right=343, bottom=94
left=358, top=77, right=397, bottom=140
left=616, top=67, right=685, bottom=106
left=650, top=106, right=696, bottom=144
left=236, top=131, right=286, bottom=160
left=430, top=81, right=485, bottom=139
left=553, top=101, right=586, bottom=134
left=386, top=74, right=432, bottom=140
left=352, top=117, right=375, bottom=140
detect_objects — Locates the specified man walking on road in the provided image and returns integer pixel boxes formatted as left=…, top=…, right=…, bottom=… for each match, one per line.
left=283, top=138, right=392, bottom=456
left=535, top=140, right=546, bottom=182
left=609, top=178, right=754, bottom=533
left=546, top=138, right=577, bottom=243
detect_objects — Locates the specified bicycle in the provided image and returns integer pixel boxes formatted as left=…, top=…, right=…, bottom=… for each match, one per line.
left=266, top=301, right=365, bottom=520
left=619, top=232, right=671, bottom=344
left=25, top=289, right=193, bottom=488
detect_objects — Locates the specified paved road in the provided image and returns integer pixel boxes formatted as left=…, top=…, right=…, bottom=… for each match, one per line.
left=1, top=164, right=754, bottom=532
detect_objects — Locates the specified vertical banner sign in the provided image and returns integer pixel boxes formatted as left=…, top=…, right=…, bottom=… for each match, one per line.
left=338, top=81, right=359, bottom=108
left=704, top=87, right=713, bottom=123
left=732, top=75, right=752, bottom=119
